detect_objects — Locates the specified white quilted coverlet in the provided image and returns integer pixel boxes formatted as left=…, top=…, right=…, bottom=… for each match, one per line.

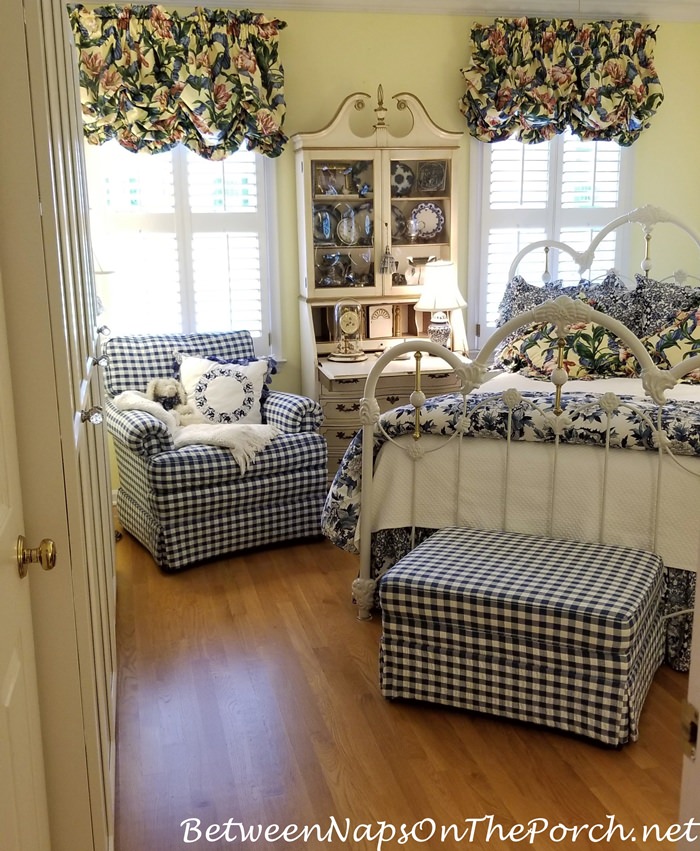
left=368, top=373, right=700, bottom=573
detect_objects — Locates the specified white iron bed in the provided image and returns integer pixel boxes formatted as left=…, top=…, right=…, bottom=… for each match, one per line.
left=321, top=206, right=700, bottom=671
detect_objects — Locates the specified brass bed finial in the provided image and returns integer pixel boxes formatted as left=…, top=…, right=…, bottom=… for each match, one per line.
left=412, top=351, right=423, bottom=440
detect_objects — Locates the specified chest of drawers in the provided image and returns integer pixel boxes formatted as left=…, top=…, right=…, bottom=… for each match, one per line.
left=318, top=355, right=463, bottom=484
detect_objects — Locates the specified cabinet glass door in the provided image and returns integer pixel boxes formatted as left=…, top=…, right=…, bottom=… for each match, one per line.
left=384, top=154, right=452, bottom=294
left=308, top=156, right=380, bottom=296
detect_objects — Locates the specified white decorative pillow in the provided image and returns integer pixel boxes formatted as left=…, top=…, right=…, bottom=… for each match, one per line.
left=178, top=355, right=269, bottom=424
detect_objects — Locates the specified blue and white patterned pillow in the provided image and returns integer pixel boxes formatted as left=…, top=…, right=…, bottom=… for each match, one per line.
left=493, top=276, right=563, bottom=365
left=633, top=274, right=700, bottom=337
left=178, top=355, right=269, bottom=424
left=496, top=275, right=563, bottom=326
left=579, top=272, right=643, bottom=336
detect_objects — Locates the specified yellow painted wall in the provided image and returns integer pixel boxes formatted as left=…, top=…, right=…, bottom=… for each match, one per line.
left=629, top=22, right=700, bottom=272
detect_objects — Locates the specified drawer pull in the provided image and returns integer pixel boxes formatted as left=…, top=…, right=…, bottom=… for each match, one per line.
left=336, top=402, right=360, bottom=413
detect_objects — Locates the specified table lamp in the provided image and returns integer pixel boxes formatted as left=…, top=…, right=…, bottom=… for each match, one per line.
left=414, top=260, right=466, bottom=348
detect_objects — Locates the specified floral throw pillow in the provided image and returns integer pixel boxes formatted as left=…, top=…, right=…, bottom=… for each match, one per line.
left=502, top=322, right=634, bottom=380
left=641, top=307, right=700, bottom=383
left=178, top=355, right=270, bottom=423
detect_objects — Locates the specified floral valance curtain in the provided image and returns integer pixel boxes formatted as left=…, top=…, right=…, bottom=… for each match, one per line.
left=66, top=4, right=287, bottom=159
left=459, top=18, right=664, bottom=146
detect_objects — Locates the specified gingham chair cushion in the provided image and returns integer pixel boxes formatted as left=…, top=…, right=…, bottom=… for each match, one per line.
left=116, top=432, right=327, bottom=490
left=150, top=469, right=327, bottom=522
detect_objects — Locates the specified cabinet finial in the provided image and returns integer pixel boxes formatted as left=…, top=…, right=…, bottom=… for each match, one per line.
left=374, top=84, right=387, bottom=127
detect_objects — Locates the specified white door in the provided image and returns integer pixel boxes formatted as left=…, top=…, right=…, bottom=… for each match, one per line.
left=0, top=269, right=51, bottom=851
left=0, top=1, right=116, bottom=848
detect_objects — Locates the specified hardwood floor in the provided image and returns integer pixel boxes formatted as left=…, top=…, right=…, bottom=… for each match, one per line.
left=114, top=527, right=688, bottom=851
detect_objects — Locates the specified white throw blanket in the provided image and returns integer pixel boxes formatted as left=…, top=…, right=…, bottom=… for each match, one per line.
left=112, top=391, right=280, bottom=474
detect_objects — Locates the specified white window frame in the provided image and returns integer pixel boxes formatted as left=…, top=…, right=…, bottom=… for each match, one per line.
left=85, top=142, right=280, bottom=357
left=467, top=133, right=633, bottom=348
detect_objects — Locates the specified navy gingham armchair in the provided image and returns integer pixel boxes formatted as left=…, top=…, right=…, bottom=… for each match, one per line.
left=103, top=331, right=327, bottom=571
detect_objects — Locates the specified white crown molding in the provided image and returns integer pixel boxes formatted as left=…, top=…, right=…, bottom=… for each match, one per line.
left=258, top=0, right=700, bottom=22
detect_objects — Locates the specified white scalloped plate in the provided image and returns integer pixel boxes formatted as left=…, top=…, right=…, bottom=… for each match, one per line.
left=411, top=202, right=445, bottom=239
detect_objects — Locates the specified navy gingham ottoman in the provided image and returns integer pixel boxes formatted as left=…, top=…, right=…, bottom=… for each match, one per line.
left=378, top=527, right=666, bottom=746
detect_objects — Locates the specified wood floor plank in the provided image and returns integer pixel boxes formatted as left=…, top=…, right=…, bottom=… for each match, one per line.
left=114, top=530, right=689, bottom=851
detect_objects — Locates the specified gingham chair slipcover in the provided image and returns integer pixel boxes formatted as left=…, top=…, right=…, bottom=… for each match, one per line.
left=103, top=331, right=327, bottom=571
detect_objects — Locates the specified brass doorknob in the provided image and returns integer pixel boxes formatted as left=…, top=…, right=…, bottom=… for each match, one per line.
left=16, top=536, right=56, bottom=579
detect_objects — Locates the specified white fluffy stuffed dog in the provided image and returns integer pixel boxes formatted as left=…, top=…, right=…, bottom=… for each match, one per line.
left=145, top=378, right=193, bottom=416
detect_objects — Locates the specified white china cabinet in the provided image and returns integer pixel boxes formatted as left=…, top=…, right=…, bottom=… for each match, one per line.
left=292, top=87, right=466, bottom=480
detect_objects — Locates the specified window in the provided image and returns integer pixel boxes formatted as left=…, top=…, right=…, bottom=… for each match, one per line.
left=469, top=131, right=632, bottom=342
left=85, top=142, right=276, bottom=352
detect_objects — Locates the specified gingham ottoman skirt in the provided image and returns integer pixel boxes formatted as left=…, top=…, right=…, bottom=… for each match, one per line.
left=378, top=527, right=666, bottom=746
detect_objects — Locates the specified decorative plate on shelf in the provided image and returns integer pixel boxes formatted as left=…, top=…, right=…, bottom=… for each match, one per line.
left=391, top=205, right=406, bottom=239
left=390, top=161, right=414, bottom=197
left=337, top=216, right=359, bottom=246
left=417, top=161, right=447, bottom=193
left=355, top=202, right=374, bottom=243
left=410, top=202, right=445, bottom=239
left=313, top=205, right=340, bottom=243
left=350, top=161, right=373, bottom=196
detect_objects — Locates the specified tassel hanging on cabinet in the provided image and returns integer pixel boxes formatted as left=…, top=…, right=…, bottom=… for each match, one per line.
left=380, top=222, right=398, bottom=274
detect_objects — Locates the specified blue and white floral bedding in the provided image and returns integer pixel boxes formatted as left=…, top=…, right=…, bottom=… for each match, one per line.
left=321, top=378, right=700, bottom=554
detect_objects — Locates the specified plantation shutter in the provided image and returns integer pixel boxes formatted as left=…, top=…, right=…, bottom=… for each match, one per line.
left=85, top=143, right=271, bottom=343
left=191, top=233, right=263, bottom=335
left=477, top=130, right=628, bottom=336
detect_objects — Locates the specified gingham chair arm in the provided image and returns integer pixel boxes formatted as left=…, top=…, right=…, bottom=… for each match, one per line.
left=105, top=399, right=175, bottom=457
left=262, top=391, right=323, bottom=433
